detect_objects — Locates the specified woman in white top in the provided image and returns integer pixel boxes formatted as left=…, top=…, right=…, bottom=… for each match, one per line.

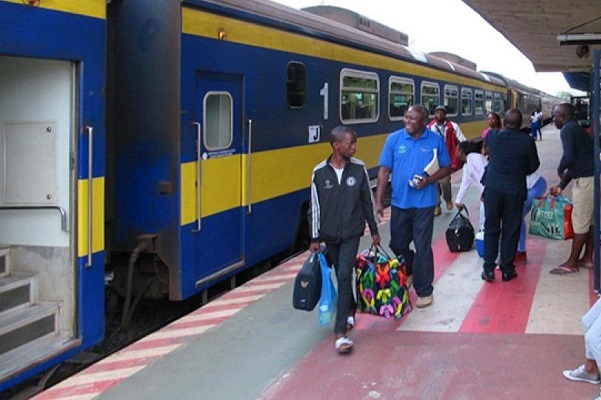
left=454, top=140, right=488, bottom=231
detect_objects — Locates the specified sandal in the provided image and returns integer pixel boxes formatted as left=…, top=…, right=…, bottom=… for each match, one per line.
left=549, top=265, right=579, bottom=275
left=335, top=336, right=354, bottom=354
left=346, top=316, right=355, bottom=331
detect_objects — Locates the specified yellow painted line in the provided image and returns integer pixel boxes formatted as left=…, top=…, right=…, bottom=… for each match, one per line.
left=2, top=0, right=105, bottom=19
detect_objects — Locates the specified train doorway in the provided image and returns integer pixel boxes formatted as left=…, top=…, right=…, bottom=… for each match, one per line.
left=193, top=72, right=244, bottom=287
left=0, top=55, right=78, bottom=377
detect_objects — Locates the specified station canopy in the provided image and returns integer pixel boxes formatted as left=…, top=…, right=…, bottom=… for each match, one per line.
left=462, top=0, right=601, bottom=92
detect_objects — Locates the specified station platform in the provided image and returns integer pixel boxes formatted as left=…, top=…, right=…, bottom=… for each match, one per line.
left=31, top=125, right=600, bottom=400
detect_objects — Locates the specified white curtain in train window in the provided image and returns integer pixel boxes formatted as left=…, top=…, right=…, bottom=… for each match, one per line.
left=204, top=92, right=232, bottom=151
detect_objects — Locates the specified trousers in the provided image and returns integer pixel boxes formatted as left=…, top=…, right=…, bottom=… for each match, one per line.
left=582, top=298, right=601, bottom=364
left=389, top=206, right=434, bottom=297
left=483, top=187, right=524, bottom=274
left=326, top=237, right=360, bottom=335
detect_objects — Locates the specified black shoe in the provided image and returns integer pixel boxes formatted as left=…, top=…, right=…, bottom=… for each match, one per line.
left=502, top=270, right=518, bottom=282
left=481, top=271, right=494, bottom=283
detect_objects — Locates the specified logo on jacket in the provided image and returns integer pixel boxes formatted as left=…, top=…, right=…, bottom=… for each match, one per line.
left=324, top=179, right=334, bottom=189
left=346, top=176, right=357, bottom=187
left=398, top=144, right=407, bottom=154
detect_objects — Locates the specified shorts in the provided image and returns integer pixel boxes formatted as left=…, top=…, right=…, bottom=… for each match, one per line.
left=571, top=176, right=594, bottom=234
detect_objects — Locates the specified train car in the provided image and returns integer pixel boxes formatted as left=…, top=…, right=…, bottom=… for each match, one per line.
left=539, top=91, right=562, bottom=126
left=1, top=0, right=511, bottom=391
left=481, top=70, right=558, bottom=129
left=0, top=0, right=106, bottom=391
left=105, top=0, right=508, bottom=303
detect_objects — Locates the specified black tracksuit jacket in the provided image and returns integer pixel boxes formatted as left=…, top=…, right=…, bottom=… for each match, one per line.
left=310, top=157, right=379, bottom=243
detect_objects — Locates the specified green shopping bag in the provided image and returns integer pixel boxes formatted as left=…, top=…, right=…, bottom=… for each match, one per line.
left=528, top=195, right=573, bottom=240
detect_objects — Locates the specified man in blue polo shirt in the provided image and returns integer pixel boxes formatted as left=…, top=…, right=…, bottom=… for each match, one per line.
left=375, top=104, right=452, bottom=308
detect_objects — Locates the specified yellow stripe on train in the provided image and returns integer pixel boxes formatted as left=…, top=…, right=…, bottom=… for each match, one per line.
left=180, top=124, right=486, bottom=226
left=182, top=7, right=502, bottom=92
left=77, top=177, right=105, bottom=257
left=181, top=134, right=384, bottom=225
left=2, top=0, right=105, bottom=19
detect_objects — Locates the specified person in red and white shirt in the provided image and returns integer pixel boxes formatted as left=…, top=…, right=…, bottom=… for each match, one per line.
left=427, top=105, right=466, bottom=216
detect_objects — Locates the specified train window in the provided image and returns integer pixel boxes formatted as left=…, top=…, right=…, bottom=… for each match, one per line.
left=461, top=88, right=473, bottom=115
left=389, top=76, right=414, bottom=120
left=420, top=82, right=439, bottom=115
left=287, top=62, right=306, bottom=109
left=443, top=85, right=458, bottom=115
left=485, top=91, right=493, bottom=112
left=340, top=69, right=379, bottom=123
left=203, top=92, right=233, bottom=151
left=493, top=93, right=503, bottom=113
left=474, top=90, right=484, bottom=115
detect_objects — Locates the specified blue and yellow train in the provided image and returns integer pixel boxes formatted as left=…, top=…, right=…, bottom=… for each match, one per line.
left=0, top=0, right=556, bottom=390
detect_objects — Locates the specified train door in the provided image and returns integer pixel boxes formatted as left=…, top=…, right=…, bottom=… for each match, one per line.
left=0, top=55, right=79, bottom=375
left=193, top=72, right=244, bottom=287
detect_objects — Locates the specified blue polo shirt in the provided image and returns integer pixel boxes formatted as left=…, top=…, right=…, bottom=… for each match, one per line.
left=379, top=127, right=451, bottom=209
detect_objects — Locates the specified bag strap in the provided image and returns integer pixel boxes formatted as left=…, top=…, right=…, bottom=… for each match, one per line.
left=375, top=245, right=393, bottom=261
left=453, top=207, right=470, bottom=219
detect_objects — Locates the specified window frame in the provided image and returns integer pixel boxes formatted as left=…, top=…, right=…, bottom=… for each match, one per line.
left=388, top=76, right=414, bottom=121
left=443, top=84, right=459, bottom=116
left=420, top=81, right=440, bottom=116
left=339, top=68, right=380, bottom=124
left=286, top=61, right=307, bottom=109
left=461, top=87, right=473, bottom=116
left=203, top=91, right=233, bottom=151
left=474, top=89, right=484, bottom=115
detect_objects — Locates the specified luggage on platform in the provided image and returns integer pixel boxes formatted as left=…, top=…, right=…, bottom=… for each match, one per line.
left=445, top=208, right=475, bottom=252
left=529, top=195, right=573, bottom=240
left=355, top=246, right=412, bottom=320
left=292, top=251, right=322, bottom=311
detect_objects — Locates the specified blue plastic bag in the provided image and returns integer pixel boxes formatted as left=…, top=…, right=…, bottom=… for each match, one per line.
left=318, top=252, right=337, bottom=326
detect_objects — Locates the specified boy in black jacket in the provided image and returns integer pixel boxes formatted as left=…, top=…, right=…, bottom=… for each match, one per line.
left=310, top=126, right=380, bottom=354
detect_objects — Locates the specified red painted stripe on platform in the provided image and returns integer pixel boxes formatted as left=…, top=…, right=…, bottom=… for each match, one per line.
left=459, top=238, right=547, bottom=333
left=34, top=379, right=121, bottom=399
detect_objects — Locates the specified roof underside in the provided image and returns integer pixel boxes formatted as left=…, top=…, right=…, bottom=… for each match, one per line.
left=462, top=0, right=601, bottom=73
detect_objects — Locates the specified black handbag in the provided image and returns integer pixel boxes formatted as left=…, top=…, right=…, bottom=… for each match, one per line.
left=445, top=208, right=475, bottom=252
left=292, top=251, right=322, bottom=311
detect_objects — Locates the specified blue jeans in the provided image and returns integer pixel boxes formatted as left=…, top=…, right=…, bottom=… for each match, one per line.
left=389, top=206, right=435, bottom=297
left=483, top=187, right=525, bottom=274
left=519, top=178, right=547, bottom=252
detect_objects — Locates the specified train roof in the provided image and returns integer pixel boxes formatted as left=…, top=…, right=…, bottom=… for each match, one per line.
left=481, top=71, right=540, bottom=94
left=192, top=0, right=506, bottom=87
left=301, top=5, right=409, bottom=46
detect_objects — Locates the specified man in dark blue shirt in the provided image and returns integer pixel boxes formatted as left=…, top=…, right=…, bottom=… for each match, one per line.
left=548, top=103, right=595, bottom=274
left=481, top=109, right=540, bottom=282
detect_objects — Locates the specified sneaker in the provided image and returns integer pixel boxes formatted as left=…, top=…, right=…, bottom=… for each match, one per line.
left=446, top=200, right=454, bottom=211
left=335, top=336, right=354, bottom=354
left=416, top=295, right=433, bottom=308
left=434, top=206, right=442, bottom=217
left=562, top=364, right=601, bottom=384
